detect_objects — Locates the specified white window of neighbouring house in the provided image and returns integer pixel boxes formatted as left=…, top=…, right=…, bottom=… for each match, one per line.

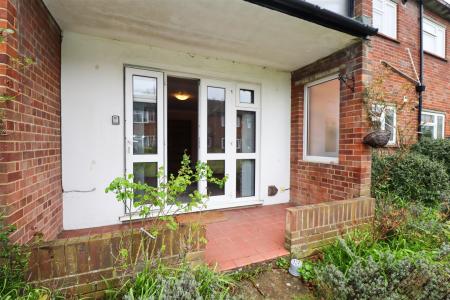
left=422, top=111, right=445, bottom=139
left=423, top=18, right=446, bottom=58
left=373, top=0, right=397, bottom=39
left=373, top=104, right=397, bottom=145
left=304, top=76, right=340, bottom=163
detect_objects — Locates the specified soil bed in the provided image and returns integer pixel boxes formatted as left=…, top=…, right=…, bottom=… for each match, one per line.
left=232, top=263, right=315, bottom=300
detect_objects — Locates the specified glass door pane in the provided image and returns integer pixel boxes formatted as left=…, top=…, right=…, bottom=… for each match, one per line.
left=133, top=102, right=157, bottom=154
left=199, top=80, right=234, bottom=204
left=236, top=111, right=255, bottom=153
left=207, top=160, right=225, bottom=196
left=125, top=68, right=164, bottom=213
left=236, top=159, right=255, bottom=198
left=235, top=83, right=259, bottom=201
left=207, top=86, right=226, bottom=153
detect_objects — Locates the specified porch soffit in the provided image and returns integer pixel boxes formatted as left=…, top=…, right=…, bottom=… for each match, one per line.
left=43, top=0, right=362, bottom=71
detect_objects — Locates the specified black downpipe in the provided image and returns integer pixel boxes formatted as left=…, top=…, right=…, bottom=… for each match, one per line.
left=348, top=0, right=355, bottom=18
left=417, top=0, right=425, bottom=140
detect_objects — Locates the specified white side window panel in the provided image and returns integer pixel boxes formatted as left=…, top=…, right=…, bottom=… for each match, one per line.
left=372, top=0, right=397, bottom=39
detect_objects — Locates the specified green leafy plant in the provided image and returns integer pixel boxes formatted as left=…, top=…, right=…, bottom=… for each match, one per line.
left=0, top=217, right=62, bottom=299
left=411, top=138, right=450, bottom=175
left=0, top=220, right=29, bottom=295
left=315, top=253, right=449, bottom=300
left=106, top=153, right=226, bottom=230
left=310, top=197, right=450, bottom=299
left=106, top=261, right=234, bottom=300
left=105, top=154, right=227, bottom=278
left=372, top=151, right=449, bottom=204
left=298, top=261, right=315, bottom=281
left=275, top=256, right=289, bottom=270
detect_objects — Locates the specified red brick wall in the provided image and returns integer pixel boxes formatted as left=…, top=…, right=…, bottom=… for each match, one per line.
left=0, top=0, right=62, bottom=243
left=285, top=196, right=374, bottom=256
left=356, top=0, right=450, bottom=139
left=290, top=42, right=372, bottom=205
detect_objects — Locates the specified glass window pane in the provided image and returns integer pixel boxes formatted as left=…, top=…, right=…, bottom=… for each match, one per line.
left=437, top=116, right=444, bottom=139
left=133, top=102, right=157, bottom=154
left=385, top=108, right=395, bottom=143
left=133, top=162, right=158, bottom=187
left=423, top=32, right=436, bottom=54
left=239, top=89, right=254, bottom=104
left=207, top=87, right=225, bottom=153
left=422, top=113, right=434, bottom=124
left=236, top=111, right=255, bottom=153
left=307, top=79, right=339, bottom=158
left=236, top=159, right=255, bottom=198
left=133, top=76, right=157, bottom=101
left=207, top=160, right=225, bottom=196
left=422, top=125, right=434, bottom=139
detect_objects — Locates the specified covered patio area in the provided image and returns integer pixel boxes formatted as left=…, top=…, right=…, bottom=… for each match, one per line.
left=58, top=204, right=291, bottom=271
left=205, top=203, right=290, bottom=270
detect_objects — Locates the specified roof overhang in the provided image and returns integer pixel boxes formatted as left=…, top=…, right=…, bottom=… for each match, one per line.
left=43, top=0, right=377, bottom=71
left=245, top=0, right=377, bottom=38
left=424, top=0, right=450, bottom=21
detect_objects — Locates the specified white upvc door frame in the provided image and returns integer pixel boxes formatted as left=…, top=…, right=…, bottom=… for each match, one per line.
left=124, top=67, right=165, bottom=213
left=234, top=82, right=261, bottom=205
left=123, top=66, right=261, bottom=219
left=199, top=79, right=261, bottom=209
left=198, top=79, right=236, bottom=208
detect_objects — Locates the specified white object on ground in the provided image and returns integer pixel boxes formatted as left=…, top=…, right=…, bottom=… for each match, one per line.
left=288, top=259, right=302, bottom=277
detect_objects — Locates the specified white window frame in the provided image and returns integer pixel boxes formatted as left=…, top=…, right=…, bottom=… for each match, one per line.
left=303, top=74, right=340, bottom=164
left=422, top=110, right=445, bottom=139
left=423, top=17, right=446, bottom=58
left=373, top=104, right=397, bottom=145
left=199, top=80, right=261, bottom=208
left=236, top=84, right=260, bottom=108
left=372, top=0, right=397, bottom=39
left=125, top=67, right=164, bottom=214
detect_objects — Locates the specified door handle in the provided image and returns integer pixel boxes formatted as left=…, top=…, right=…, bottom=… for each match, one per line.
left=126, top=138, right=132, bottom=154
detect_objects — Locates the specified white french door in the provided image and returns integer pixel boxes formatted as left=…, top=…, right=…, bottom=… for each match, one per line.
left=125, top=67, right=164, bottom=213
left=124, top=67, right=260, bottom=214
left=199, top=80, right=235, bottom=207
left=199, top=79, right=260, bottom=209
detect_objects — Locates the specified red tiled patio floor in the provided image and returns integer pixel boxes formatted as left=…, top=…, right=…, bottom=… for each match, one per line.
left=205, top=203, right=290, bottom=271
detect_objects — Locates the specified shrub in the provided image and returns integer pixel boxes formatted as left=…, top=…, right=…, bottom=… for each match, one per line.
left=315, top=253, right=450, bottom=300
left=313, top=200, right=450, bottom=300
left=411, top=138, right=450, bottom=175
left=0, top=222, right=28, bottom=293
left=372, top=151, right=449, bottom=204
left=0, top=218, right=62, bottom=299
left=107, top=262, right=234, bottom=300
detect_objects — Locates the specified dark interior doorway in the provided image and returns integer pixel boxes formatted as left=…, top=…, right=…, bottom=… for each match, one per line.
left=167, top=76, right=199, bottom=179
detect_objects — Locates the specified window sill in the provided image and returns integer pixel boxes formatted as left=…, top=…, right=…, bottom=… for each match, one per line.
left=302, top=156, right=339, bottom=165
left=385, top=143, right=398, bottom=148
left=375, top=33, right=400, bottom=44
left=424, top=51, right=447, bottom=62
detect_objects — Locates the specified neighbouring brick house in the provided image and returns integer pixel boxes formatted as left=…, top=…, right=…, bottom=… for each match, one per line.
left=0, top=0, right=448, bottom=269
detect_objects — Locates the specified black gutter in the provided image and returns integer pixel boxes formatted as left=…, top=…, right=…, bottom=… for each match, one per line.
left=244, top=0, right=377, bottom=38
left=417, top=0, right=425, bottom=139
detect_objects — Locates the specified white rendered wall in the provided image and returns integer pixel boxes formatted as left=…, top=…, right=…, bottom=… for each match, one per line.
left=61, top=32, right=291, bottom=230
left=305, top=0, right=349, bottom=16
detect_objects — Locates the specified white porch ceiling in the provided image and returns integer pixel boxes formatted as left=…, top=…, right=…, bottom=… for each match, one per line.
left=43, top=0, right=358, bottom=71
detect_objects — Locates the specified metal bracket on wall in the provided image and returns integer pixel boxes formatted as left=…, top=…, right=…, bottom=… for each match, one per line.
left=338, top=73, right=355, bottom=93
